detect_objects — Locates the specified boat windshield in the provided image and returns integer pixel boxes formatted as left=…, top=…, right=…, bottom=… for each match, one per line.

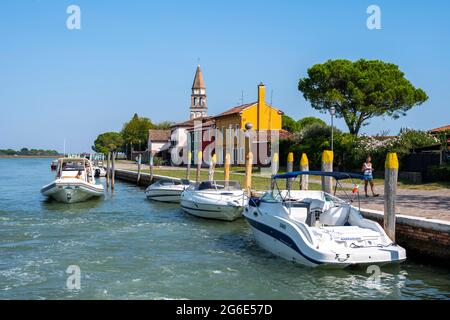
left=61, top=161, right=85, bottom=171
left=260, top=190, right=283, bottom=203
left=197, top=180, right=241, bottom=191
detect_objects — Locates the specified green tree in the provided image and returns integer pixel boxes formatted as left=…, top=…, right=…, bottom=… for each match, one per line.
left=297, top=116, right=326, bottom=130
left=153, top=121, right=174, bottom=130
left=298, top=59, right=428, bottom=135
left=121, top=113, right=153, bottom=151
left=92, top=132, right=124, bottom=154
left=282, top=115, right=299, bottom=133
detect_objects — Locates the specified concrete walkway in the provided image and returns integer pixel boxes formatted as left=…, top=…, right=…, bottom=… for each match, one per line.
left=114, top=161, right=450, bottom=221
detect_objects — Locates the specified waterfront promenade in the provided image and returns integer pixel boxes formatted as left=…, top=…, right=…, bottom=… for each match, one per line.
left=114, top=161, right=450, bottom=222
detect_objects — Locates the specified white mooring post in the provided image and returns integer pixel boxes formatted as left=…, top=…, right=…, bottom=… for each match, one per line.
left=384, top=152, right=399, bottom=242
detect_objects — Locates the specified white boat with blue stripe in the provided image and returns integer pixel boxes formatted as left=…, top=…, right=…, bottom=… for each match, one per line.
left=243, top=171, right=406, bottom=268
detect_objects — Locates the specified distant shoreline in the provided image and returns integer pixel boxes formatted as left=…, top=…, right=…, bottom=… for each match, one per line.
left=0, top=155, right=62, bottom=159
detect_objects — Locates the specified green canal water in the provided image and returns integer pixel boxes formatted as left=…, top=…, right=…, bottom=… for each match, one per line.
left=0, top=158, right=449, bottom=300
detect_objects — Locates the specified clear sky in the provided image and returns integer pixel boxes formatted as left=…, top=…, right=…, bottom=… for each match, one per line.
left=1, top=0, right=449, bottom=152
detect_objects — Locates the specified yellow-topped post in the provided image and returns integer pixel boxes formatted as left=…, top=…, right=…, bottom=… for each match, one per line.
left=321, top=150, right=334, bottom=194
left=384, top=152, right=399, bottom=242
left=286, top=152, right=294, bottom=189
left=300, top=153, right=309, bottom=190
left=196, top=151, right=202, bottom=183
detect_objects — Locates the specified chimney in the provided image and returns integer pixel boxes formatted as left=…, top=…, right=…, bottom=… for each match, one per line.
left=257, top=82, right=265, bottom=130
left=258, top=82, right=265, bottom=106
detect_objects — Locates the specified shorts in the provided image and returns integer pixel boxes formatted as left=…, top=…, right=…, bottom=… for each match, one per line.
left=363, top=174, right=373, bottom=181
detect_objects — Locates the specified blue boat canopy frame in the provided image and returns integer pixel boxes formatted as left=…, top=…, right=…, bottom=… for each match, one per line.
left=270, top=171, right=364, bottom=209
left=272, top=171, right=364, bottom=181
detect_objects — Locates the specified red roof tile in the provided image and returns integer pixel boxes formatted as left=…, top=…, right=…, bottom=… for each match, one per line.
left=148, top=129, right=171, bottom=141
left=429, top=125, right=450, bottom=133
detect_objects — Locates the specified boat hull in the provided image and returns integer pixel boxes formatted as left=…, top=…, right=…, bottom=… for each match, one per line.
left=243, top=207, right=406, bottom=268
left=180, top=198, right=243, bottom=221
left=145, top=188, right=184, bottom=203
left=41, top=181, right=104, bottom=204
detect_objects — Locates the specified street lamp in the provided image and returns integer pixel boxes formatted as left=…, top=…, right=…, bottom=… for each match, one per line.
left=329, top=106, right=336, bottom=152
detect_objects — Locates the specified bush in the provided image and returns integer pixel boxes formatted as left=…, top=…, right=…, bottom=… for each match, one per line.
left=429, top=164, right=450, bottom=182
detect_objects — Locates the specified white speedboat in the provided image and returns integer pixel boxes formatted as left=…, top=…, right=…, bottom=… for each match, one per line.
left=180, top=180, right=246, bottom=221
left=243, top=171, right=406, bottom=268
left=94, top=165, right=107, bottom=178
left=145, top=179, right=191, bottom=203
left=41, top=158, right=104, bottom=203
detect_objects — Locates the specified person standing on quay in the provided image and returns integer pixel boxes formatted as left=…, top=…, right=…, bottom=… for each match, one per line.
left=362, top=156, right=379, bottom=197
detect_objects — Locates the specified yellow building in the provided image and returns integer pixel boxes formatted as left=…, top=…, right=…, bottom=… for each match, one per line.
left=213, top=83, right=283, bottom=164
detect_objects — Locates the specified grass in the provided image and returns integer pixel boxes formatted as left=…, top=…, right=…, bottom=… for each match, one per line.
left=135, top=167, right=323, bottom=191
left=118, top=160, right=450, bottom=191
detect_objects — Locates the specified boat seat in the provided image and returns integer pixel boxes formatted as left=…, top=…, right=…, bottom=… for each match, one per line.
left=319, top=205, right=350, bottom=226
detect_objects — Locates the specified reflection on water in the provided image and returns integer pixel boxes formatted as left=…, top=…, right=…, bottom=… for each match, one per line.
left=0, top=158, right=449, bottom=300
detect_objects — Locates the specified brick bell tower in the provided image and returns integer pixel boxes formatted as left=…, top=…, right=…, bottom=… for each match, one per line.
left=190, top=65, right=207, bottom=119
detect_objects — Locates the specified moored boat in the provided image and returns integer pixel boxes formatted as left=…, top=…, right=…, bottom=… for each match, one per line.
left=41, top=158, right=104, bottom=203
left=180, top=180, right=246, bottom=221
left=243, top=171, right=406, bottom=268
left=145, top=179, right=191, bottom=203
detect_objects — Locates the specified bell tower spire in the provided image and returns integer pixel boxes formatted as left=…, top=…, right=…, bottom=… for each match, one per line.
left=190, top=64, right=207, bottom=119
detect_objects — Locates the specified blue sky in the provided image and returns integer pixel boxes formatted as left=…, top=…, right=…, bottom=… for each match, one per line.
left=1, top=0, right=449, bottom=152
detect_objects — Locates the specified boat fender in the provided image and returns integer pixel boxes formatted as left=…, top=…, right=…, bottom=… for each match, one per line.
left=335, top=253, right=350, bottom=262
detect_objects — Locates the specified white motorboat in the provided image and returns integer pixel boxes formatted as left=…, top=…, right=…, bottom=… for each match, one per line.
left=180, top=180, right=246, bottom=221
left=145, top=179, right=191, bottom=203
left=41, top=158, right=104, bottom=203
left=94, top=165, right=107, bottom=178
left=243, top=171, right=406, bottom=268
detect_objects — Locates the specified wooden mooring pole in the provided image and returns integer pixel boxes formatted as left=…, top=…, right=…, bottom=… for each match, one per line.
left=384, top=152, right=399, bottom=242
left=270, top=152, right=279, bottom=190
left=111, top=152, right=116, bottom=191
left=196, top=151, right=202, bottom=183
left=137, top=154, right=142, bottom=185
left=208, top=154, right=217, bottom=181
left=245, top=150, right=253, bottom=196
left=106, top=152, right=111, bottom=190
left=149, top=151, right=154, bottom=183
left=224, top=152, right=230, bottom=187
left=286, top=152, right=294, bottom=189
left=300, top=153, right=309, bottom=190
left=321, top=150, right=333, bottom=194
left=186, top=151, right=192, bottom=180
